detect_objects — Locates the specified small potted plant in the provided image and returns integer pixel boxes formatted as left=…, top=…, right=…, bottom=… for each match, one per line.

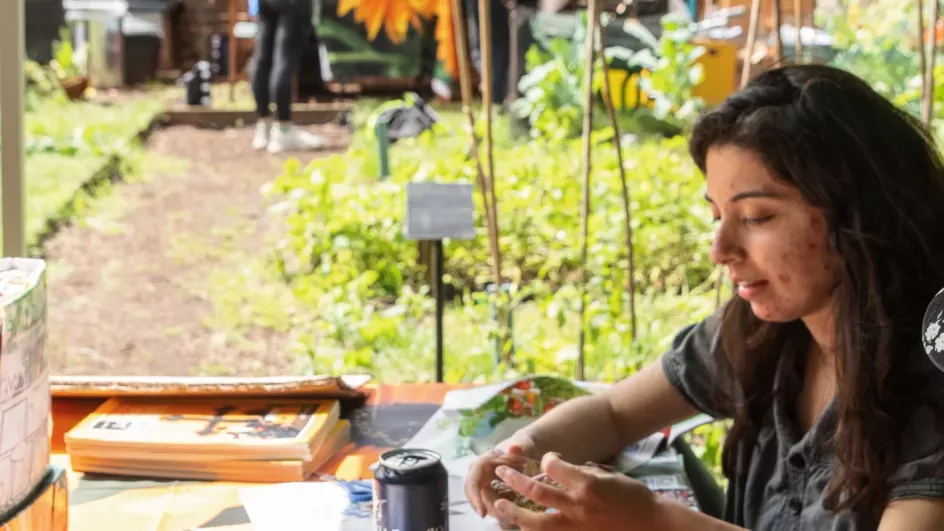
left=50, top=28, right=89, bottom=101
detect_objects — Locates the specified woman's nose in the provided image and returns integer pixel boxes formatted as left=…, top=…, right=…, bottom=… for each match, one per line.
left=709, top=220, right=741, bottom=266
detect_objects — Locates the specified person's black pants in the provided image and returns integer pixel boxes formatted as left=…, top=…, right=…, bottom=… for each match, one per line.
left=463, top=0, right=511, bottom=102
left=252, top=0, right=311, bottom=122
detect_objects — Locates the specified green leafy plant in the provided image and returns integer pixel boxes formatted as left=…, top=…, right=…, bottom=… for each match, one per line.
left=20, top=92, right=165, bottom=248
left=24, top=60, right=63, bottom=110
left=613, top=14, right=706, bottom=126
left=512, top=35, right=589, bottom=141
left=512, top=13, right=707, bottom=140
left=263, top=110, right=717, bottom=382
left=49, top=27, right=86, bottom=81
left=819, top=0, right=921, bottom=105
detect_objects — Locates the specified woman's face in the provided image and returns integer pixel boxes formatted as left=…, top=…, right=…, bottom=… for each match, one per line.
left=705, top=144, right=841, bottom=323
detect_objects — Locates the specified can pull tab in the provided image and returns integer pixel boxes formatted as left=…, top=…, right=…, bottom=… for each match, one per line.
left=397, top=455, right=423, bottom=467
left=378, top=448, right=443, bottom=473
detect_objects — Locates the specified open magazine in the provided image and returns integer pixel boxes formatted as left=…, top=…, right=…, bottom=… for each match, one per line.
left=401, top=375, right=714, bottom=510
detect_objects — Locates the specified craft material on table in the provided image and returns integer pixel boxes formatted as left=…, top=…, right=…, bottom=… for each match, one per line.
left=0, top=269, right=38, bottom=307
left=0, top=258, right=50, bottom=515
left=402, top=375, right=709, bottom=513
left=402, top=375, right=713, bottom=477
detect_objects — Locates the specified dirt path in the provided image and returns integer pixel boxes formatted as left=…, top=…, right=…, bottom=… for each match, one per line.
left=45, top=124, right=349, bottom=376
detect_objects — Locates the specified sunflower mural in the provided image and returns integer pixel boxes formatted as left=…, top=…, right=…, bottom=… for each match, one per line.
left=337, top=0, right=459, bottom=79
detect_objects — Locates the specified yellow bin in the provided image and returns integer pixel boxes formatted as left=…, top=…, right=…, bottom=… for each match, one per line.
left=605, top=38, right=738, bottom=109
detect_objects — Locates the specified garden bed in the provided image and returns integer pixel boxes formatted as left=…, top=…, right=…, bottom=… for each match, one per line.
left=44, top=123, right=351, bottom=378
left=252, top=104, right=721, bottom=382
left=22, top=95, right=166, bottom=250
left=21, top=87, right=352, bottom=251
left=163, top=103, right=350, bottom=129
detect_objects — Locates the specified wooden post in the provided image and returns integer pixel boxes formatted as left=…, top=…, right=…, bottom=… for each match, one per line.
left=793, top=0, right=802, bottom=62
left=595, top=13, right=636, bottom=340
left=772, top=0, right=783, bottom=63
left=576, top=0, right=598, bottom=381
left=923, top=0, right=940, bottom=129
left=741, top=0, right=762, bottom=87
left=0, top=0, right=26, bottom=257
left=162, top=11, right=176, bottom=70
left=228, top=0, right=237, bottom=101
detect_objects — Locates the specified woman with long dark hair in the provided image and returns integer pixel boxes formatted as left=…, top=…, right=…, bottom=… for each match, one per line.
left=464, top=64, right=944, bottom=529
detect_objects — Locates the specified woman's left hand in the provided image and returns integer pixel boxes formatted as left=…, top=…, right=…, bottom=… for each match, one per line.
left=491, top=452, right=663, bottom=531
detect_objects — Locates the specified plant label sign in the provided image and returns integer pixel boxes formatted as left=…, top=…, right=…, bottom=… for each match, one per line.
left=405, top=182, right=475, bottom=241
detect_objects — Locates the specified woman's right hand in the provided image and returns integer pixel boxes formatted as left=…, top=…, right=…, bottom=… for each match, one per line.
left=465, top=433, right=540, bottom=519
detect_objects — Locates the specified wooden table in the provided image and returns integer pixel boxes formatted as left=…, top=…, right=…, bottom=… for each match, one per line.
left=52, top=383, right=463, bottom=531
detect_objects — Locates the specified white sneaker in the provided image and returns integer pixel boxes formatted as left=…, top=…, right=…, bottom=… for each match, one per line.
left=252, top=120, right=271, bottom=151
left=267, top=125, right=326, bottom=154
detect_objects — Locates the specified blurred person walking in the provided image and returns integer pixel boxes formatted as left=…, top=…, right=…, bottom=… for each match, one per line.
left=249, top=0, right=325, bottom=153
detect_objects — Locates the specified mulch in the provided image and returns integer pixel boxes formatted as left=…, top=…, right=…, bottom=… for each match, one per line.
left=44, top=124, right=349, bottom=376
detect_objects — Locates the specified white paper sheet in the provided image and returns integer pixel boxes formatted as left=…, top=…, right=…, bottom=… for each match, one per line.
left=667, top=413, right=715, bottom=444
left=240, top=475, right=506, bottom=531
left=239, top=482, right=350, bottom=531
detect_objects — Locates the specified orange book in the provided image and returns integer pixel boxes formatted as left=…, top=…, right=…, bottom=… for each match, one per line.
left=65, top=397, right=340, bottom=462
left=68, top=420, right=351, bottom=483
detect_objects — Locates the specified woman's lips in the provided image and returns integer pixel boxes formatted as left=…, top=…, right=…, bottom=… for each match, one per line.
left=736, top=280, right=769, bottom=300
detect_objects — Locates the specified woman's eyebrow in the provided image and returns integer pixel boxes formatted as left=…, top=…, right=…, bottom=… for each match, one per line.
left=704, top=189, right=783, bottom=204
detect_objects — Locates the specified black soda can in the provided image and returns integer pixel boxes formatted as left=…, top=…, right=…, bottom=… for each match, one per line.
left=373, top=448, right=448, bottom=531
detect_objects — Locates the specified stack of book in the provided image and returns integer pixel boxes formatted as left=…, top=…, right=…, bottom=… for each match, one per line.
left=64, top=397, right=350, bottom=483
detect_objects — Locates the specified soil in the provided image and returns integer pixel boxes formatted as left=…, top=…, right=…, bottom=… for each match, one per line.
left=44, top=124, right=350, bottom=376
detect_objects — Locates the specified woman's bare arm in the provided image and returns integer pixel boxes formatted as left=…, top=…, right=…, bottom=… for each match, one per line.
left=518, top=360, right=701, bottom=464
left=467, top=358, right=704, bottom=517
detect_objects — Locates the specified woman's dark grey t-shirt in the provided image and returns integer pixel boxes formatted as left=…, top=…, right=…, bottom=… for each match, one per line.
left=661, top=312, right=944, bottom=530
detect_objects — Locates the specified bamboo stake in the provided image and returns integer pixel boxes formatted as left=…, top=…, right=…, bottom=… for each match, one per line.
left=576, top=0, right=598, bottom=381
left=923, top=0, right=939, bottom=129
left=451, top=0, right=496, bottom=257
left=793, top=0, right=802, bottom=62
left=479, top=0, right=511, bottom=363
left=919, top=0, right=928, bottom=107
left=773, top=0, right=783, bottom=63
left=741, top=0, right=762, bottom=87
left=478, top=0, right=496, bottom=197
left=595, top=14, right=637, bottom=340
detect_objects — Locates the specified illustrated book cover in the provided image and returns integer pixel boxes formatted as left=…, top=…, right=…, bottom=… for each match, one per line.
left=65, top=397, right=340, bottom=461
left=69, top=420, right=352, bottom=483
